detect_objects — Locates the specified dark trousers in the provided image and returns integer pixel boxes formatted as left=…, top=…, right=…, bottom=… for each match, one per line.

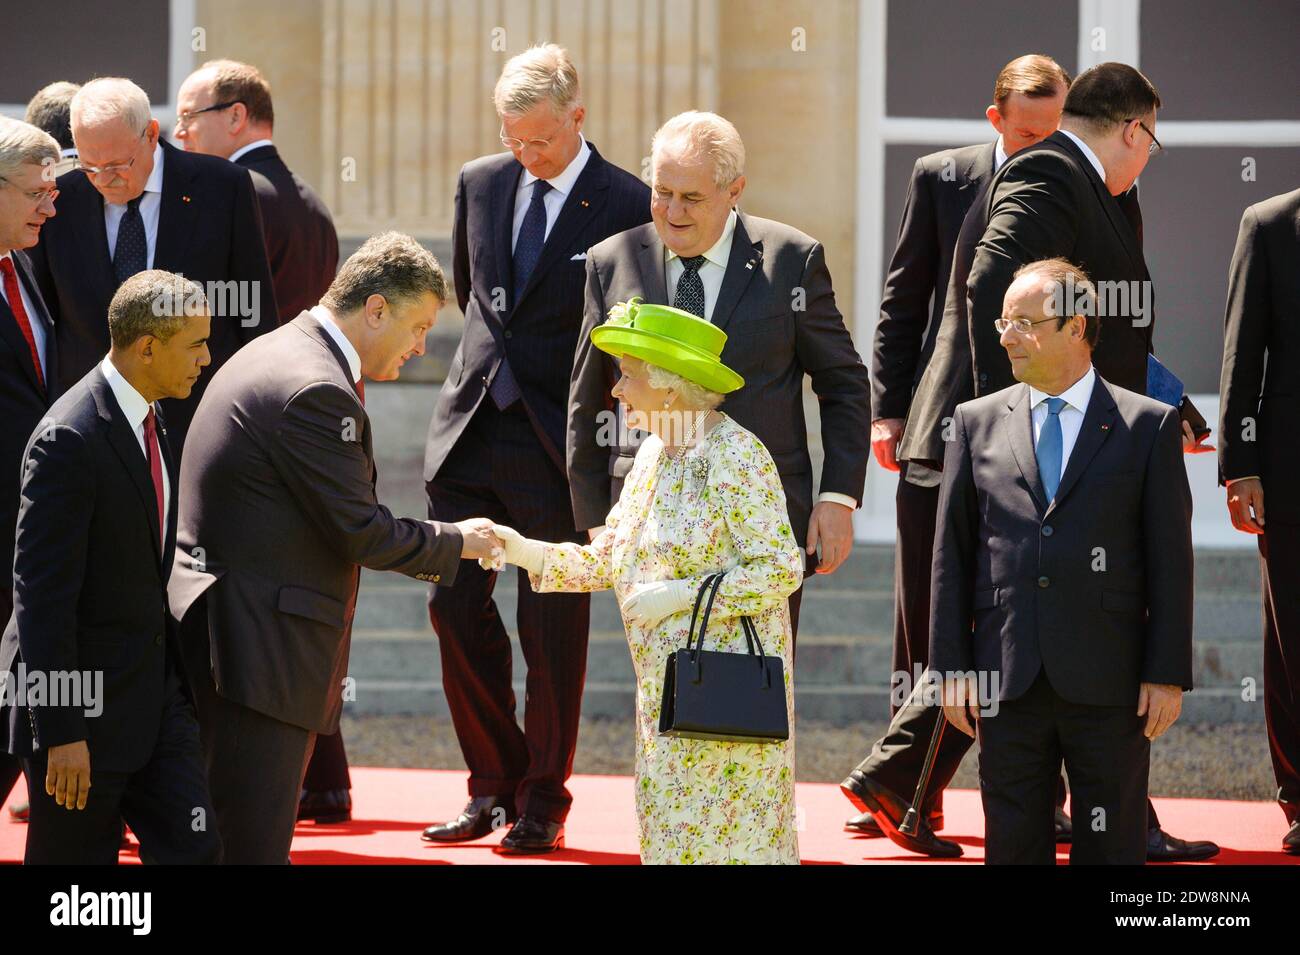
left=180, top=600, right=316, bottom=864
left=21, top=663, right=220, bottom=865
left=303, top=729, right=351, bottom=792
left=0, top=597, right=20, bottom=806
left=1259, top=525, right=1300, bottom=822
left=978, top=669, right=1149, bottom=864
left=426, top=401, right=590, bottom=824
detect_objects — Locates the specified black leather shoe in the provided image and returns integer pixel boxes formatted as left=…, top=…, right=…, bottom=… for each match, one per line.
left=7, top=800, right=28, bottom=822
left=298, top=788, right=352, bottom=823
left=1283, top=821, right=1300, bottom=855
left=845, top=809, right=944, bottom=835
left=421, top=796, right=517, bottom=843
left=1054, top=808, right=1072, bottom=843
left=1147, top=827, right=1220, bottom=862
left=841, top=771, right=962, bottom=858
left=497, top=815, right=564, bottom=854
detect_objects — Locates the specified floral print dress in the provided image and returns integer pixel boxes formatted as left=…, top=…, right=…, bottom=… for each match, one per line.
left=529, top=415, right=804, bottom=864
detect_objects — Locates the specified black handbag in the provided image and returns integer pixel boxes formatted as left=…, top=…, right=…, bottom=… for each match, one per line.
left=658, top=572, right=790, bottom=743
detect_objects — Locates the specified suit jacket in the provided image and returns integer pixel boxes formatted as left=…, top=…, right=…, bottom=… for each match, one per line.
left=0, top=249, right=59, bottom=626
left=424, top=143, right=651, bottom=485
left=169, top=313, right=463, bottom=734
left=929, top=375, right=1194, bottom=707
left=234, top=144, right=340, bottom=322
left=967, top=131, right=1154, bottom=398
left=569, top=211, right=872, bottom=544
left=872, top=142, right=996, bottom=422
left=1, top=366, right=180, bottom=772
left=28, top=138, right=280, bottom=453
left=1218, top=188, right=1300, bottom=522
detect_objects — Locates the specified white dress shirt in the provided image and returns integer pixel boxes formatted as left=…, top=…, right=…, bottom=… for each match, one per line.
left=310, top=305, right=362, bottom=384
left=100, top=355, right=171, bottom=520
left=229, top=139, right=275, bottom=164
left=0, top=251, right=48, bottom=378
left=994, top=136, right=1008, bottom=171
left=1059, top=129, right=1107, bottom=182
left=104, top=142, right=164, bottom=269
left=1028, top=365, right=1097, bottom=474
left=510, top=135, right=593, bottom=250
left=664, top=208, right=737, bottom=320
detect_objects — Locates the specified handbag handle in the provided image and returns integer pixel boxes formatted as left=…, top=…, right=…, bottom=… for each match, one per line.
left=685, top=572, right=726, bottom=657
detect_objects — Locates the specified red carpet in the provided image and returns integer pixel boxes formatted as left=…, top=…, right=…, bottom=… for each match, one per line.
left=2, top=767, right=1295, bottom=865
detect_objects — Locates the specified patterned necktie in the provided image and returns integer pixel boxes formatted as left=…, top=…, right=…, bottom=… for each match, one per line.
left=512, top=179, right=552, bottom=302
left=1035, top=397, right=1066, bottom=502
left=114, top=195, right=148, bottom=284
left=0, top=256, right=44, bottom=392
left=143, top=407, right=165, bottom=547
left=673, top=255, right=707, bottom=317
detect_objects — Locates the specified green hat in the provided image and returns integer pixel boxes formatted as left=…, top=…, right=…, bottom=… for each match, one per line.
left=590, top=297, right=744, bottom=394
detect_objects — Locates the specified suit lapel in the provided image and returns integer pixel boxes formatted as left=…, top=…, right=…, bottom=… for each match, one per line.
left=156, top=407, right=179, bottom=577
left=1048, top=376, right=1118, bottom=514
left=957, top=141, right=997, bottom=200
left=17, top=251, right=58, bottom=401
left=711, top=212, right=764, bottom=332
left=68, top=175, right=117, bottom=305
left=514, top=145, right=612, bottom=313
left=492, top=159, right=525, bottom=321
left=91, top=369, right=163, bottom=564
left=1004, top=384, right=1047, bottom=513
left=153, top=141, right=198, bottom=273
left=0, top=260, right=44, bottom=395
left=635, top=227, right=670, bottom=306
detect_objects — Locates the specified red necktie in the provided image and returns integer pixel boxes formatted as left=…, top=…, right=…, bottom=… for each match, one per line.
left=0, top=256, right=45, bottom=392
left=143, top=407, right=165, bottom=546
left=356, top=378, right=365, bottom=405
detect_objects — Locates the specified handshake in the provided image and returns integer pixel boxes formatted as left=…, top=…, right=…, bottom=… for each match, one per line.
left=449, top=518, right=542, bottom=572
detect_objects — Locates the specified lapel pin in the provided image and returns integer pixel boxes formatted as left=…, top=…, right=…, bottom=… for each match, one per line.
left=580, top=199, right=589, bottom=207
left=745, top=260, right=755, bottom=270
left=1101, top=423, right=1110, bottom=431
left=182, top=195, right=191, bottom=203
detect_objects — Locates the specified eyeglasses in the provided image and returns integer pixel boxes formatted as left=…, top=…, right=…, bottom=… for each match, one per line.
left=994, top=316, right=1059, bottom=335
left=499, top=112, right=573, bottom=151
left=174, top=100, right=242, bottom=130
left=76, top=125, right=151, bottom=179
left=1128, top=118, right=1163, bottom=156
left=0, top=175, right=58, bottom=206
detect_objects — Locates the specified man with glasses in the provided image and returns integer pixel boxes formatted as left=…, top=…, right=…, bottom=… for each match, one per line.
left=0, top=117, right=62, bottom=825
left=27, top=76, right=278, bottom=456
left=420, top=44, right=649, bottom=854
left=934, top=258, right=1195, bottom=864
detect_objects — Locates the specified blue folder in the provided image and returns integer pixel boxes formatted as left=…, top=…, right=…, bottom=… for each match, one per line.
left=1146, top=354, right=1184, bottom=408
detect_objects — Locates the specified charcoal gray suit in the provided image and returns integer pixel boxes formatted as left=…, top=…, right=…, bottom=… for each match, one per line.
left=169, top=312, right=463, bottom=862
left=930, top=373, right=1193, bottom=863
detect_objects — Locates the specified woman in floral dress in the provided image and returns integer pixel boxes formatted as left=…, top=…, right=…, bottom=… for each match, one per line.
left=489, top=300, right=804, bottom=864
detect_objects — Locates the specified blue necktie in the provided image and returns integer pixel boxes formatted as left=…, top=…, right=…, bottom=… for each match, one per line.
left=114, top=195, right=147, bottom=284
left=491, top=179, right=552, bottom=410
left=1036, top=397, right=1066, bottom=502
left=673, top=255, right=707, bottom=317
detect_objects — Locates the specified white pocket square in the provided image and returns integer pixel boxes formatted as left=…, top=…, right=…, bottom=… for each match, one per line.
left=570, top=252, right=587, bottom=261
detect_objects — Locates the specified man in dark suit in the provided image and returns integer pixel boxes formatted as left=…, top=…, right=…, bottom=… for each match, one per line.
left=169, top=233, right=497, bottom=864
left=1218, top=188, right=1300, bottom=855
left=850, top=55, right=1069, bottom=851
left=174, top=58, right=349, bottom=824
left=932, top=259, right=1194, bottom=864
left=27, top=76, right=278, bottom=455
left=570, top=110, right=871, bottom=636
left=0, top=118, right=63, bottom=819
left=1, top=270, right=220, bottom=864
left=175, top=60, right=340, bottom=322
left=420, top=45, right=651, bottom=855
left=855, top=61, right=1216, bottom=862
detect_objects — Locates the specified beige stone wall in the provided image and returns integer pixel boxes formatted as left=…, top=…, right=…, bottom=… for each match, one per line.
left=192, top=0, right=859, bottom=318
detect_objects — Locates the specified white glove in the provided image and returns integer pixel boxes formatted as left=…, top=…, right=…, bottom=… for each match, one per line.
left=478, top=524, right=545, bottom=575
left=621, top=580, right=695, bottom=630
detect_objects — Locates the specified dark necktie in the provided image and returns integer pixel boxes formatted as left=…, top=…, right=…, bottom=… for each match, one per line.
left=0, top=256, right=44, bottom=392
left=143, top=407, right=165, bottom=547
left=512, top=179, right=552, bottom=302
left=1035, top=397, right=1066, bottom=502
left=673, top=255, right=707, bottom=317
left=114, top=195, right=148, bottom=284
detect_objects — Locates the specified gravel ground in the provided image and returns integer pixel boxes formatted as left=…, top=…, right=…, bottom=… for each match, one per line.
left=340, top=714, right=1277, bottom=802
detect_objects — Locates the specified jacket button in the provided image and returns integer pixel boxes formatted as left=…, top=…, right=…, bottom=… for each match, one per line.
left=504, top=330, right=513, bottom=339
left=481, top=376, right=488, bottom=385
left=1037, top=576, right=1050, bottom=588
left=154, top=633, right=164, bottom=646
left=433, top=574, right=441, bottom=583
left=1041, top=525, right=1054, bottom=537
